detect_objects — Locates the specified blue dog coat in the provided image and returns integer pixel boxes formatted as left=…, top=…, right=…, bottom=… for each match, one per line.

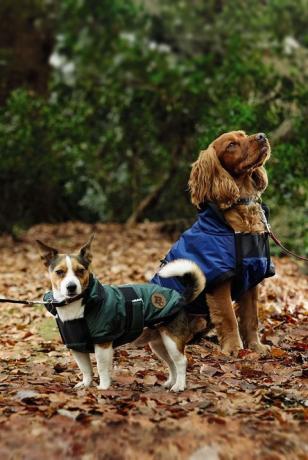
left=152, top=203, right=275, bottom=308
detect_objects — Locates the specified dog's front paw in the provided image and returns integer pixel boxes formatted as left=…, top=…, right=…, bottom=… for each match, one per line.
left=170, top=383, right=185, bottom=392
left=74, top=380, right=92, bottom=389
left=162, top=377, right=175, bottom=389
left=221, top=340, right=243, bottom=356
left=97, top=383, right=111, bottom=390
left=248, top=342, right=270, bottom=355
left=97, top=378, right=111, bottom=390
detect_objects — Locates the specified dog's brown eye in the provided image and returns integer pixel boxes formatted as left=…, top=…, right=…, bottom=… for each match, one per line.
left=228, top=142, right=237, bottom=148
left=55, top=269, right=65, bottom=276
left=77, top=268, right=85, bottom=276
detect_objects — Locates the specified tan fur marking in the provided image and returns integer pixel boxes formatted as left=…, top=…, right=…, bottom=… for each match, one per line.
left=70, top=257, right=90, bottom=291
left=49, top=256, right=90, bottom=293
left=159, top=310, right=191, bottom=354
left=96, top=342, right=112, bottom=349
left=50, top=256, right=67, bottom=292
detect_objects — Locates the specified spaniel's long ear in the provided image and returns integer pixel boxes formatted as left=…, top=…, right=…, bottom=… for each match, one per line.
left=251, top=166, right=268, bottom=192
left=188, top=145, right=239, bottom=209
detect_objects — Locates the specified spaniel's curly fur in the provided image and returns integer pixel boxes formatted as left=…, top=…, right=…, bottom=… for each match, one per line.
left=189, top=130, right=270, bottom=208
left=188, top=130, right=271, bottom=354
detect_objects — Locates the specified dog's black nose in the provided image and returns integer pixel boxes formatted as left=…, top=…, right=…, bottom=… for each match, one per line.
left=256, top=132, right=267, bottom=143
left=66, top=282, right=77, bottom=294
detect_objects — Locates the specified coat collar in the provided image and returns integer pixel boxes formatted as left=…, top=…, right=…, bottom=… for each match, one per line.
left=43, top=274, right=100, bottom=316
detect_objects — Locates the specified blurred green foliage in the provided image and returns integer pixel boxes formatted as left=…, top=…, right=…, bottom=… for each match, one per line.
left=0, top=0, right=307, bottom=253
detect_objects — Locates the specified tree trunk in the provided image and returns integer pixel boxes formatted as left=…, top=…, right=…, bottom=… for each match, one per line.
left=126, top=166, right=176, bottom=227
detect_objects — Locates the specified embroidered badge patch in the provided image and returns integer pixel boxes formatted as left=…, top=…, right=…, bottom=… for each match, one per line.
left=151, top=293, right=167, bottom=309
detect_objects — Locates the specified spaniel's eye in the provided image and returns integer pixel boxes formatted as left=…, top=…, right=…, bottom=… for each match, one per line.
left=228, top=142, right=237, bottom=148
left=55, top=269, right=65, bottom=276
left=76, top=268, right=85, bottom=276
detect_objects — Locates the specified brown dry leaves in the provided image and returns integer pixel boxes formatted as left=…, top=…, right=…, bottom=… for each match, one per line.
left=0, top=222, right=307, bottom=460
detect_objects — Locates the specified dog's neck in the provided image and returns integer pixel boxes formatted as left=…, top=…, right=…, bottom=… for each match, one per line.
left=52, top=288, right=85, bottom=322
left=223, top=201, right=265, bottom=233
left=220, top=173, right=266, bottom=233
left=234, top=174, right=260, bottom=199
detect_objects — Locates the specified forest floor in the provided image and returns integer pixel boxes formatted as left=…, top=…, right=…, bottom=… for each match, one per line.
left=0, top=222, right=307, bottom=460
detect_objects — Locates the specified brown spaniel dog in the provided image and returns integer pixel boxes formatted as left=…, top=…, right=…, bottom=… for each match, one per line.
left=189, top=130, right=271, bottom=354
left=189, top=130, right=270, bottom=230
left=152, top=131, right=273, bottom=355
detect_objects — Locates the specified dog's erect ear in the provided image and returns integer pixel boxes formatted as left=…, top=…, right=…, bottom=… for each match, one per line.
left=78, top=234, right=94, bottom=267
left=188, top=145, right=239, bottom=209
left=36, top=240, right=59, bottom=267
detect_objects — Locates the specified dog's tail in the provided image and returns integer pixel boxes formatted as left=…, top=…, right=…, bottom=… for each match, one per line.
left=158, top=259, right=206, bottom=303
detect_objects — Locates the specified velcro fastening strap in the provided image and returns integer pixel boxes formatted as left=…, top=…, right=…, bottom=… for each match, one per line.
left=115, top=286, right=144, bottom=346
left=118, top=286, right=138, bottom=331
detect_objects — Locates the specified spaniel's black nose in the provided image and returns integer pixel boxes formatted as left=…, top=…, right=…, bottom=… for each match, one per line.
left=256, top=133, right=267, bottom=142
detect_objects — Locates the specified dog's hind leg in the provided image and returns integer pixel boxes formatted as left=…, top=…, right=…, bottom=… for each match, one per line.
left=149, top=338, right=177, bottom=389
left=159, top=331, right=187, bottom=392
left=71, top=350, right=93, bottom=388
left=95, top=342, right=113, bottom=390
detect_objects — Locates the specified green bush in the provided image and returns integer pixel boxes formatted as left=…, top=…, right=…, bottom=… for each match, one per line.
left=0, top=0, right=307, bottom=254
left=0, top=89, right=104, bottom=230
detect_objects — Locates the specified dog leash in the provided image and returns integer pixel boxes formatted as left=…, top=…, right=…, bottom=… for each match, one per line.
left=0, top=298, right=49, bottom=306
left=260, top=209, right=308, bottom=262
left=269, top=231, right=308, bottom=262
left=0, top=292, right=85, bottom=307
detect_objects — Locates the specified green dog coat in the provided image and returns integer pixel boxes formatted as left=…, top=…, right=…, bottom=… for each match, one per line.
left=43, top=275, right=184, bottom=353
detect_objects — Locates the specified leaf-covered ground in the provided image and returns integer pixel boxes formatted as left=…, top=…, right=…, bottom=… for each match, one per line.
left=0, top=222, right=307, bottom=460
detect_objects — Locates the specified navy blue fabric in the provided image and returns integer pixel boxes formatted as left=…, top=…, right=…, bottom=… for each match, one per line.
left=151, top=204, right=275, bottom=302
